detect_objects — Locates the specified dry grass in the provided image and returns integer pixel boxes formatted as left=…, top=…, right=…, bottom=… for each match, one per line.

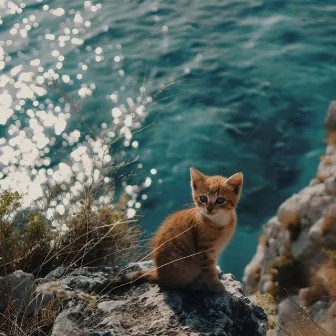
left=281, top=298, right=335, bottom=336
left=256, top=293, right=336, bottom=335
left=0, top=192, right=141, bottom=277
left=0, top=190, right=142, bottom=336
left=55, top=200, right=142, bottom=269
left=0, top=297, right=60, bottom=336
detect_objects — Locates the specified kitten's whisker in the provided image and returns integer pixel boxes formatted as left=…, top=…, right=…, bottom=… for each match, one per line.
left=180, top=203, right=194, bottom=209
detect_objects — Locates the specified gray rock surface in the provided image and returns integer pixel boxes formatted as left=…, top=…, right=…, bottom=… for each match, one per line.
left=45, top=264, right=268, bottom=336
left=0, top=270, right=51, bottom=315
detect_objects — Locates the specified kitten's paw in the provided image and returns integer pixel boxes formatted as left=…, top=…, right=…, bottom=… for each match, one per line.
left=206, top=280, right=225, bottom=293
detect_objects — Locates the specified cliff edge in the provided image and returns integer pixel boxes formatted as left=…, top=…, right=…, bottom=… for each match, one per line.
left=244, top=101, right=336, bottom=333
left=1, top=262, right=268, bottom=336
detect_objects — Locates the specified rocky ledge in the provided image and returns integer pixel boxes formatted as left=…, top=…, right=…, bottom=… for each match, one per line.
left=1, top=262, right=268, bottom=336
left=244, top=101, right=336, bottom=333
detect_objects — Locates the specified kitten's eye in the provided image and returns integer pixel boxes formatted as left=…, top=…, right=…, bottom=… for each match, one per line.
left=216, top=197, right=226, bottom=204
left=199, top=195, right=208, bottom=203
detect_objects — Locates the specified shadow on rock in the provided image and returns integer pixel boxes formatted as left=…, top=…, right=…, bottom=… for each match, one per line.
left=43, top=265, right=268, bottom=336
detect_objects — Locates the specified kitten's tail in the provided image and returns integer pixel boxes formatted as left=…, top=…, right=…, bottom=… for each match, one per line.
left=92, top=269, right=158, bottom=294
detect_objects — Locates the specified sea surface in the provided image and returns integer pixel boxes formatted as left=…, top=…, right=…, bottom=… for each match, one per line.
left=1, top=0, right=335, bottom=279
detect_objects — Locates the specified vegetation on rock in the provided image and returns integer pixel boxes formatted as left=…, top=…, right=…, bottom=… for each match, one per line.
left=0, top=191, right=141, bottom=336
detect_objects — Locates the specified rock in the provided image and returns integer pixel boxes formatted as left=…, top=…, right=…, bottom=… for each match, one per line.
left=43, top=267, right=74, bottom=280
left=47, top=264, right=268, bottom=336
left=244, top=103, right=336, bottom=334
left=325, top=175, right=336, bottom=195
left=277, top=194, right=301, bottom=229
left=0, top=270, right=54, bottom=318
left=309, top=300, right=330, bottom=321
left=243, top=243, right=265, bottom=294
left=325, top=101, right=336, bottom=145
left=297, top=184, right=333, bottom=229
left=244, top=146, right=336, bottom=295
left=51, top=308, right=81, bottom=336
left=309, top=217, right=336, bottom=249
left=276, top=296, right=300, bottom=333
left=319, top=301, right=336, bottom=334
left=291, top=227, right=319, bottom=264
left=0, top=270, right=36, bottom=315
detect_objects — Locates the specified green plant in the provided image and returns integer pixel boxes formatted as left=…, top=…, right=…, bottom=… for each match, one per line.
left=0, top=192, right=56, bottom=276
left=0, top=191, right=142, bottom=336
left=255, top=293, right=276, bottom=330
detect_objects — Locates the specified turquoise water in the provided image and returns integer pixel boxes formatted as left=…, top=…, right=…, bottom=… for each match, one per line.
left=0, top=0, right=335, bottom=279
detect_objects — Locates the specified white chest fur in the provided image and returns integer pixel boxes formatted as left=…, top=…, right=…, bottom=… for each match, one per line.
left=200, top=210, right=236, bottom=257
left=212, top=211, right=231, bottom=226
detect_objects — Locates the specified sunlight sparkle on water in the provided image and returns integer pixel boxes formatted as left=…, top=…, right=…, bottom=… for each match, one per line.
left=0, top=0, right=159, bottom=223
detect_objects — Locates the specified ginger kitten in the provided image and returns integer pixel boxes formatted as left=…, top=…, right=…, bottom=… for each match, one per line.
left=98, top=167, right=243, bottom=293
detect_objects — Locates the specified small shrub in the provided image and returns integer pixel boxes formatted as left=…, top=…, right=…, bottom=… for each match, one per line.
left=0, top=192, right=142, bottom=275
left=0, top=192, right=56, bottom=276
left=57, top=200, right=141, bottom=268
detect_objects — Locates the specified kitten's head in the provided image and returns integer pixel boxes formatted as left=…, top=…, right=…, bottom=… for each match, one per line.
left=190, top=167, right=243, bottom=220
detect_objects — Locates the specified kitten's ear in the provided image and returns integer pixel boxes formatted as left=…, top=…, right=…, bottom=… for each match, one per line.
left=190, top=167, right=205, bottom=190
left=226, top=172, right=243, bottom=195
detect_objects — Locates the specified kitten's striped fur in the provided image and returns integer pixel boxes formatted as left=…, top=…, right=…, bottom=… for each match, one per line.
left=100, top=167, right=243, bottom=293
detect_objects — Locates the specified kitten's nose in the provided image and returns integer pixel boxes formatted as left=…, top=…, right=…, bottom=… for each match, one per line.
left=206, top=203, right=215, bottom=213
